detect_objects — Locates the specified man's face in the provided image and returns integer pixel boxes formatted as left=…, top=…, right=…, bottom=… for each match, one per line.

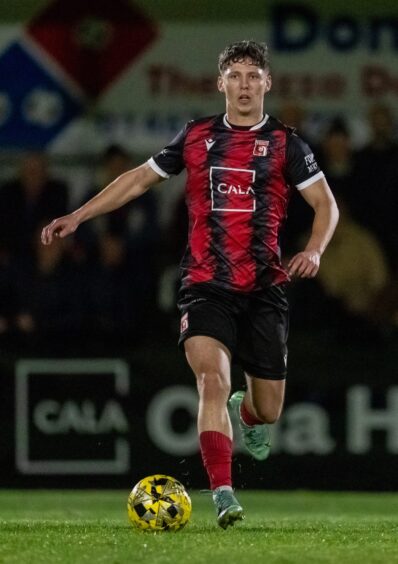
left=217, top=58, right=271, bottom=117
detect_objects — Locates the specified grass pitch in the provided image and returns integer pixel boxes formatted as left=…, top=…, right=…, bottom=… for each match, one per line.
left=1, top=490, right=398, bottom=564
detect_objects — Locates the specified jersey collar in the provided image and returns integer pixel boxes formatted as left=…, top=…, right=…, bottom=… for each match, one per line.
left=223, top=113, right=269, bottom=130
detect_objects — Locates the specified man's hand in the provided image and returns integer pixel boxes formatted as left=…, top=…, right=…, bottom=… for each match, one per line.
left=41, top=214, right=80, bottom=245
left=288, top=250, right=321, bottom=278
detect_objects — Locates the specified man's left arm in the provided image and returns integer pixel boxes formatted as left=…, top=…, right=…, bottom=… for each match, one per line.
left=288, top=178, right=339, bottom=278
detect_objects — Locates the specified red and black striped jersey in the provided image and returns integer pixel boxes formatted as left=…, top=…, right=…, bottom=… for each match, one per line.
left=148, top=113, right=324, bottom=292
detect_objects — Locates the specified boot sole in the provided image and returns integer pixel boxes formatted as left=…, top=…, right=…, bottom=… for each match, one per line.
left=217, top=505, right=244, bottom=529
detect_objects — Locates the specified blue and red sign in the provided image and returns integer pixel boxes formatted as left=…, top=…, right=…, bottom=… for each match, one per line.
left=0, top=0, right=158, bottom=149
left=0, top=42, right=82, bottom=149
left=26, top=0, right=158, bottom=98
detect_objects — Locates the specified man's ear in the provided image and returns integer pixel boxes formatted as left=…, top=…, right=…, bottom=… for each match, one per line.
left=265, top=74, right=272, bottom=93
left=217, top=76, right=225, bottom=93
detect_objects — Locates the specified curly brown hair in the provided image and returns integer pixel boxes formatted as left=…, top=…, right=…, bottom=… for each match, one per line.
left=218, top=40, right=270, bottom=73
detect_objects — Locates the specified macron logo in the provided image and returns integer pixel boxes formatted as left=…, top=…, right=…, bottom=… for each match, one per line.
left=205, top=138, right=216, bottom=151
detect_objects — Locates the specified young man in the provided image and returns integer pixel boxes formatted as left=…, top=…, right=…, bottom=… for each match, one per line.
left=42, top=41, right=339, bottom=529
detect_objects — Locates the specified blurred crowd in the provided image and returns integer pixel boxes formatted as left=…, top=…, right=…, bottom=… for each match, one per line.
left=281, top=102, right=398, bottom=341
left=0, top=146, right=159, bottom=353
left=0, top=103, right=397, bottom=354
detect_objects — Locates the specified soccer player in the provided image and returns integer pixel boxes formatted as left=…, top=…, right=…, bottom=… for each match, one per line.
left=41, top=40, right=339, bottom=529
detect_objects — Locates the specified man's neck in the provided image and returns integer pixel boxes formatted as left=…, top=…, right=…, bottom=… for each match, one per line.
left=226, top=111, right=264, bottom=127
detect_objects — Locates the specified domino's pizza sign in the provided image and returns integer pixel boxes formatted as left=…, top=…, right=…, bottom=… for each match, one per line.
left=0, top=0, right=157, bottom=149
left=0, top=42, right=83, bottom=149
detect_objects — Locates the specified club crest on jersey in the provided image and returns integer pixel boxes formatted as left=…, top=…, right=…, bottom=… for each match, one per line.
left=253, top=139, right=269, bottom=157
left=180, top=312, right=189, bottom=333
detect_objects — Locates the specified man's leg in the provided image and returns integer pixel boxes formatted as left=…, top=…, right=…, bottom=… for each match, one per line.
left=229, top=375, right=285, bottom=460
left=185, top=335, right=232, bottom=437
left=230, top=284, right=288, bottom=459
left=184, top=335, right=244, bottom=528
left=244, top=374, right=285, bottom=424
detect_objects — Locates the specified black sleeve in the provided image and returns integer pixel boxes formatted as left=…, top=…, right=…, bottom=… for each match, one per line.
left=148, top=122, right=192, bottom=178
left=285, top=133, right=324, bottom=189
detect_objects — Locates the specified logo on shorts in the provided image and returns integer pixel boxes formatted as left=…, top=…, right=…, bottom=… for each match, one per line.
left=253, top=139, right=269, bottom=157
left=180, top=312, right=189, bottom=333
left=210, top=166, right=256, bottom=212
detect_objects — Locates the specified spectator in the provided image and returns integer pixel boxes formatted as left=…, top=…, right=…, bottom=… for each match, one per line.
left=316, top=198, right=390, bottom=333
left=352, top=103, right=398, bottom=270
left=78, top=144, right=159, bottom=249
left=79, top=145, right=160, bottom=336
left=12, top=226, right=87, bottom=346
left=87, top=232, right=137, bottom=342
left=0, top=152, right=68, bottom=258
left=278, top=100, right=308, bottom=139
left=318, top=118, right=355, bottom=200
left=288, top=197, right=391, bottom=339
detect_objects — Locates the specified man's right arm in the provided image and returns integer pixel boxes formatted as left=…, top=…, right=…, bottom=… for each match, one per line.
left=41, top=163, right=162, bottom=245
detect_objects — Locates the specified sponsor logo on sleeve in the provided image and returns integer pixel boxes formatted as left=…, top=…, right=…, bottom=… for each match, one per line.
left=304, top=153, right=318, bottom=173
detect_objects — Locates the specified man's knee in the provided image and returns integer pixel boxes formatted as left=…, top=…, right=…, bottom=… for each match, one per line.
left=252, top=401, right=283, bottom=424
left=196, top=370, right=230, bottom=399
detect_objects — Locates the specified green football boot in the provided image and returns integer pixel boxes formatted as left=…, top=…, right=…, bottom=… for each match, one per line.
left=228, top=390, right=271, bottom=461
left=212, top=488, right=244, bottom=529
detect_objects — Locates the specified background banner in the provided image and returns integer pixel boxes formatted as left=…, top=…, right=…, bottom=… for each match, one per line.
left=0, top=0, right=396, bottom=152
left=3, top=340, right=398, bottom=490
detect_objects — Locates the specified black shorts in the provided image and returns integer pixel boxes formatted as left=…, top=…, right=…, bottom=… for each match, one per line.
left=177, top=282, right=289, bottom=380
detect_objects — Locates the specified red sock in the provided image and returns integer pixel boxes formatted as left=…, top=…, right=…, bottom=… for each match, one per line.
left=240, top=401, right=263, bottom=426
left=199, top=431, right=232, bottom=490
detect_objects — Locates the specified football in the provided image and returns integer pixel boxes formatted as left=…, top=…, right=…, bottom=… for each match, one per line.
left=127, top=474, right=192, bottom=531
